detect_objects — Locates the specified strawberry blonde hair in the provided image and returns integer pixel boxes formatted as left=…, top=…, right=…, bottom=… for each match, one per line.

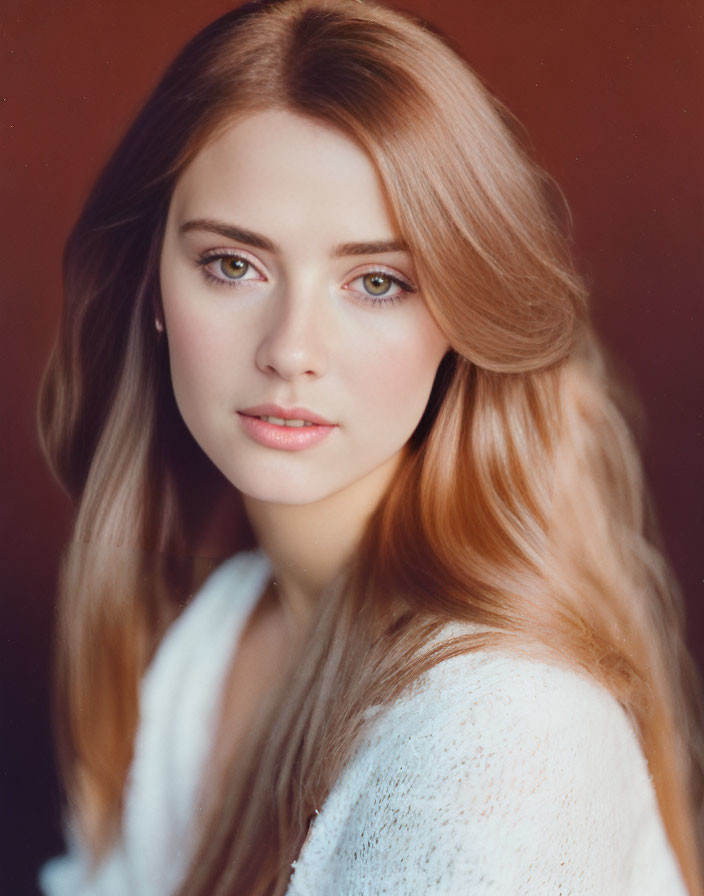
left=39, top=1, right=704, bottom=892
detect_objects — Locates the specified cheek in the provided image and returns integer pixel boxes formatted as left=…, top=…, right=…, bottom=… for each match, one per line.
left=351, top=317, right=448, bottom=429
left=162, top=293, right=237, bottom=411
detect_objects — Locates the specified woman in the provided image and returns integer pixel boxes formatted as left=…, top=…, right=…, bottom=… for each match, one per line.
left=38, top=0, right=703, bottom=893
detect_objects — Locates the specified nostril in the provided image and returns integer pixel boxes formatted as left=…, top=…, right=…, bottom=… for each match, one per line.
left=256, top=336, right=327, bottom=381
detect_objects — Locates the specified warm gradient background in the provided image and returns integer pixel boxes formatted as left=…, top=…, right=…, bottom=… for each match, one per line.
left=2, top=1, right=702, bottom=892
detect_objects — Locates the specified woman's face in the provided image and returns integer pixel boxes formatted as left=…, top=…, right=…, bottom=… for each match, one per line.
left=159, top=109, right=449, bottom=506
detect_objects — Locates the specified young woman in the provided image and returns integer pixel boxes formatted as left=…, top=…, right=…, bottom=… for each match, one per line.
left=38, top=0, right=703, bottom=893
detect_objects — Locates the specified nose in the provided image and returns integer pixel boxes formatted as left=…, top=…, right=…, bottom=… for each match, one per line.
left=254, top=283, right=328, bottom=381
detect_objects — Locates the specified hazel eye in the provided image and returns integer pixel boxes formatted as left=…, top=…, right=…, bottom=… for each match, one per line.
left=363, top=273, right=394, bottom=296
left=219, top=256, right=250, bottom=279
left=345, top=269, right=415, bottom=304
left=197, top=251, right=264, bottom=286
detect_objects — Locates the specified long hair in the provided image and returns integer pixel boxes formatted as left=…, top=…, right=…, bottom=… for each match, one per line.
left=39, top=1, right=704, bottom=892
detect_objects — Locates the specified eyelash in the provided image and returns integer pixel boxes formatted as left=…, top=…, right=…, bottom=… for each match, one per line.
left=197, top=250, right=264, bottom=289
left=348, top=270, right=416, bottom=306
left=196, top=250, right=417, bottom=305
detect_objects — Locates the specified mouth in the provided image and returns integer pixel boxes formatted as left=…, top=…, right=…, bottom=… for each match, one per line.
left=239, top=404, right=335, bottom=427
left=255, top=415, right=315, bottom=428
left=237, top=404, right=337, bottom=452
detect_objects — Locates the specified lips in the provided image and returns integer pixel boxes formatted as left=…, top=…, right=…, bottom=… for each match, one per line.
left=239, top=404, right=335, bottom=426
left=237, top=404, right=337, bottom=452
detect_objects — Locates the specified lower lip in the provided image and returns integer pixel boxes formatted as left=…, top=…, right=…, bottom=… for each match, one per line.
left=237, top=413, right=336, bottom=451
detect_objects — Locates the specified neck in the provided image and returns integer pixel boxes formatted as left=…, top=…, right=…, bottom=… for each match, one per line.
left=243, top=455, right=400, bottom=628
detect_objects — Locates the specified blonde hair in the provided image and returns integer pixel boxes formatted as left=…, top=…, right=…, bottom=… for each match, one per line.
left=39, top=1, right=704, bottom=893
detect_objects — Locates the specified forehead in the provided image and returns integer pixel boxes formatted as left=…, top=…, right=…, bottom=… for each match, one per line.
left=169, top=109, right=398, bottom=242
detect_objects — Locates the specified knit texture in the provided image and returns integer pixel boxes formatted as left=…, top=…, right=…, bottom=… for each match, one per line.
left=40, top=551, right=687, bottom=895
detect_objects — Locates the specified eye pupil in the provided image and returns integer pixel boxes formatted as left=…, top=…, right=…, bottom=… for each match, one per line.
left=363, top=273, right=391, bottom=295
left=220, top=257, right=248, bottom=279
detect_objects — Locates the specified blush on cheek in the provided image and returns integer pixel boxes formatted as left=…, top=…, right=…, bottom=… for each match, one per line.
left=363, top=361, right=437, bottom=436
left=166, top=303, right=230, bottom=392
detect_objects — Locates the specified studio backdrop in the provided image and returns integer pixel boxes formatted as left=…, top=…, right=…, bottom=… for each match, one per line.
left=2, top=1, right=702, bottom=892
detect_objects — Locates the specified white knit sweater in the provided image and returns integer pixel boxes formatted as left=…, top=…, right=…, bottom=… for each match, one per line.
left=40, top=550, right=687, bottom=895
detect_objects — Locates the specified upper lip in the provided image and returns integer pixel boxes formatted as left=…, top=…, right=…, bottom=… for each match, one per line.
left=239, top=403, right=336, bottom=426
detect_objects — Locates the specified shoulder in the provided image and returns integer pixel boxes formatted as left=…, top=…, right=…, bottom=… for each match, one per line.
left=291, top=642, right=687, bottom=895
left=364, top=646, right=654, bottom=820
left=124, top=550, right=270, bottom=891
left=398, top=645, right=642, bottom=770
left=40, top=550, right=272, bottom=896
left=352, top=642, right=647, bottom=791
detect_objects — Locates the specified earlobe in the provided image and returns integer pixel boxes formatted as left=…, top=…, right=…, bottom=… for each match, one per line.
left=153, top=288, right=165, bottom=333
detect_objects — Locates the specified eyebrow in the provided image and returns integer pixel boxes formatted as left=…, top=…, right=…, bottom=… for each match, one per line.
left=179, top=218, right=407, bottom=257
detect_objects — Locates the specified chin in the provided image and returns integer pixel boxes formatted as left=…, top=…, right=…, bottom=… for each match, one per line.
left=230, top=472, right=337, bottom=507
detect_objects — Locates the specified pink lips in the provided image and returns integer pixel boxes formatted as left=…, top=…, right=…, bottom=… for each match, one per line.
left=237, top=404, right=337, bottom=452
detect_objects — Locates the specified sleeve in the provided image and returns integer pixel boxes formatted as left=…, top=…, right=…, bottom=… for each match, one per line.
left=305, top=653, right=688, bottom=896
left=38, top=830, right=135, bottom=896
left=39, top=851, right=87, bottom=896
left=39, top=551, right=269, bottom=896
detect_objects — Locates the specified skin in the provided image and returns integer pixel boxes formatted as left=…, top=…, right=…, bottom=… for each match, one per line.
left=159, top=109, right=449, bottom=626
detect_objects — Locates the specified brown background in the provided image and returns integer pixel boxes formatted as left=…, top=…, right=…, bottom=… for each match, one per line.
left=2, top=1, right=702, bottom=892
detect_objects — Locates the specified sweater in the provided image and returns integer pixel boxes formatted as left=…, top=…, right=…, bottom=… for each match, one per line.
left=39, top=550, right=688, bottom=895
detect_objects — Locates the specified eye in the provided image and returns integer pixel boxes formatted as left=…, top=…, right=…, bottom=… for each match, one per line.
left=197, top=251, right=265, bottom=286
left=345, top=269, right=416, bottom=304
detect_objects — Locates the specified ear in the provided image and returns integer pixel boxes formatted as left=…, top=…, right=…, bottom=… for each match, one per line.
left=152, top=286, right=165, bottom=334
left=150, top=223, right=168, bottom=334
